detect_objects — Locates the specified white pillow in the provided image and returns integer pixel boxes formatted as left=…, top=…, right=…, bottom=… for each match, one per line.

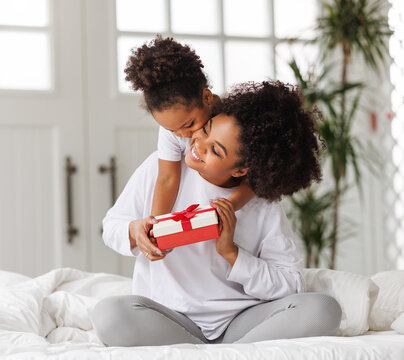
left=391, top=312, right=404, bottom=334
left=369, top=270, right=404, bottom=330
left=303, top=268, right=379, bottom=336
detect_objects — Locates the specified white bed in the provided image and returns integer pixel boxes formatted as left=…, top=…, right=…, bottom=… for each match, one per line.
left=1, top=267, right=403, bottom=359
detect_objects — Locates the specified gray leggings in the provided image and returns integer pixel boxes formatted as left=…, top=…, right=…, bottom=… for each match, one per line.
left=91, top=292, right=342, bottom=347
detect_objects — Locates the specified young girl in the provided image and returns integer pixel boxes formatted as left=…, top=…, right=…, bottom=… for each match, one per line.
left=124, top=35, right=255, bottom=221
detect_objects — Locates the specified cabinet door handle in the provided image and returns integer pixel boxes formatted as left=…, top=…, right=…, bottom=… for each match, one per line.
left=65, top=156, right=79, bottom=243
left=99, top=156, right=117, bottom=206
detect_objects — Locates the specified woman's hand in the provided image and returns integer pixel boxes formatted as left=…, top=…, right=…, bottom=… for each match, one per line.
left=129, top=217, right=168, bottom=261
left=210, top=198, right=239, bottom=266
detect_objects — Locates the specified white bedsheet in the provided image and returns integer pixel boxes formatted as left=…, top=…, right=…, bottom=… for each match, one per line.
left=1, top=268, right=404, bottom=360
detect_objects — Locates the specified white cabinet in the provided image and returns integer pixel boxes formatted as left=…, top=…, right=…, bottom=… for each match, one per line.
left=0, top=0, right=158, bottom=277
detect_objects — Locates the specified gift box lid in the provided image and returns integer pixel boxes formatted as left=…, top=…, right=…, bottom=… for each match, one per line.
left=153, top=204, right=218, bottom=237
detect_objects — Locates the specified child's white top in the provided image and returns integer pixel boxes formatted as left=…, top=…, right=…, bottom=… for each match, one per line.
left=102, top=152, right=305, bottom=340
left=157, top=126, right=191, bottom=161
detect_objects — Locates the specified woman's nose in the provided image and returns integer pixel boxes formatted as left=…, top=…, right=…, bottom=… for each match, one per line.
left=195, top=137, right=207, bottom=154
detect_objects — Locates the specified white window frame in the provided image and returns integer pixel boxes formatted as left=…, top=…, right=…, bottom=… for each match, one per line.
left=111, top=0, right=314, bottom=97
left=0, top=0, right=55, bottom=96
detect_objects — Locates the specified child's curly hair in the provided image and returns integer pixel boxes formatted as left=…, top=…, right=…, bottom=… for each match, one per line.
left=124, top=35, right=208, bottom=112
left=222, top=81, right=324, bottom=202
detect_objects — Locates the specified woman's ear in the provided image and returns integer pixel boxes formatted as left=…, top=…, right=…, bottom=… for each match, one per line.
left=202, top=88, right=213, bottom=107
left=231, top=167, right=248, bottom=178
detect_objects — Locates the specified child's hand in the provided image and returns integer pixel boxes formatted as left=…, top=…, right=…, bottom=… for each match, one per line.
left=210, top=198, right=239, bottom=265
left=129, top=217, right=168, bottom=261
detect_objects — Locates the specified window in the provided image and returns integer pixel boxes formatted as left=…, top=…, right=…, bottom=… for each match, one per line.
left=387, top=0, right=404, bottom=268
left=0, top=0, right=52, bottom=91
left=115, top=0, right=318, bottom=94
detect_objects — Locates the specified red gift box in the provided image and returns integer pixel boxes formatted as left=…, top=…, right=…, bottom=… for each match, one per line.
left=153, top=204, right=219, bottom=250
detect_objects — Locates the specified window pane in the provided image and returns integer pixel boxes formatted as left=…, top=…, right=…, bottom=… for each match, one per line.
left=225, top=41, right=272, bottom=88
left=171, top=0, right=219, bottom=35
left=223, top=0, right=270, bottom=37
left=178, top=38, right=223, bottom=94
left=0, top=31, right=51, bottom=90
left=116, top=0, right=167, bottom=32
left=274, top=0, right=317, bottom=39
left=276, top=42, right=318, bottom=84
left=0, top=0, right=48, bottom=27
left=117, top=36, right=151, bottom=93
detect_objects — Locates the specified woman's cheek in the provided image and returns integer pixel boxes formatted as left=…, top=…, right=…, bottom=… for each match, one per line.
left=205, top=157, right=222, bottom=175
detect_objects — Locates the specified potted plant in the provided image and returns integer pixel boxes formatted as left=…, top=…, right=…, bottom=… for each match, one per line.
left=286, top=0, right=391, bottom=269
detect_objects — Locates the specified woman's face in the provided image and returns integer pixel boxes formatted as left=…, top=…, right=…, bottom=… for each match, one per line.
left=152, top=88, right=213, bottom=138
left=185, top=114, right=248, bottom=187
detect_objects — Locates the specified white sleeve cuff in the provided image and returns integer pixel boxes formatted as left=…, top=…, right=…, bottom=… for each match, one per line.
left=109, top=219, right=138, bottom=257
left=226, top=247, right=251, bottom=282
left=157, top=154, right=182, bottom=162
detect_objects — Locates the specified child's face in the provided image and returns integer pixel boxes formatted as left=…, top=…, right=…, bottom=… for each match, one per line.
left=152, top=103, right=211, bottom=138
left=185, top=114, right=248, bottom=187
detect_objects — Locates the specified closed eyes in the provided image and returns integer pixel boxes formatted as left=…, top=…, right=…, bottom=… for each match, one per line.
left=211, top=145, right=219, bottom=156
left=202, top=125, right=220, bottom=157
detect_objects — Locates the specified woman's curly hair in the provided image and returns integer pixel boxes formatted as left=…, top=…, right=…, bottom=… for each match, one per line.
left=124, top=35, right=208, bottom=112
left=222, top=81, right=324, bottom=202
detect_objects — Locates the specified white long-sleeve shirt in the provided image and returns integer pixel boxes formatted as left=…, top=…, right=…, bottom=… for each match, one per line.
left=103, top=152, right=305, bottom=340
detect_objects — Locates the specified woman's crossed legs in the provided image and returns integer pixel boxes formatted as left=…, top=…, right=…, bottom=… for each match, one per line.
left=91, top=292, right=342, bottom=347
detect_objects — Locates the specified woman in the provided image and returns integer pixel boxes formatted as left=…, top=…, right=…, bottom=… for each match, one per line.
left=91, top=81, right=342, bottom=346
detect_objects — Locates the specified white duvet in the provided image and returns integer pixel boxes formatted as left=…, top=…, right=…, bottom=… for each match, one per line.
left=1, top=267, right=404, bottom=359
